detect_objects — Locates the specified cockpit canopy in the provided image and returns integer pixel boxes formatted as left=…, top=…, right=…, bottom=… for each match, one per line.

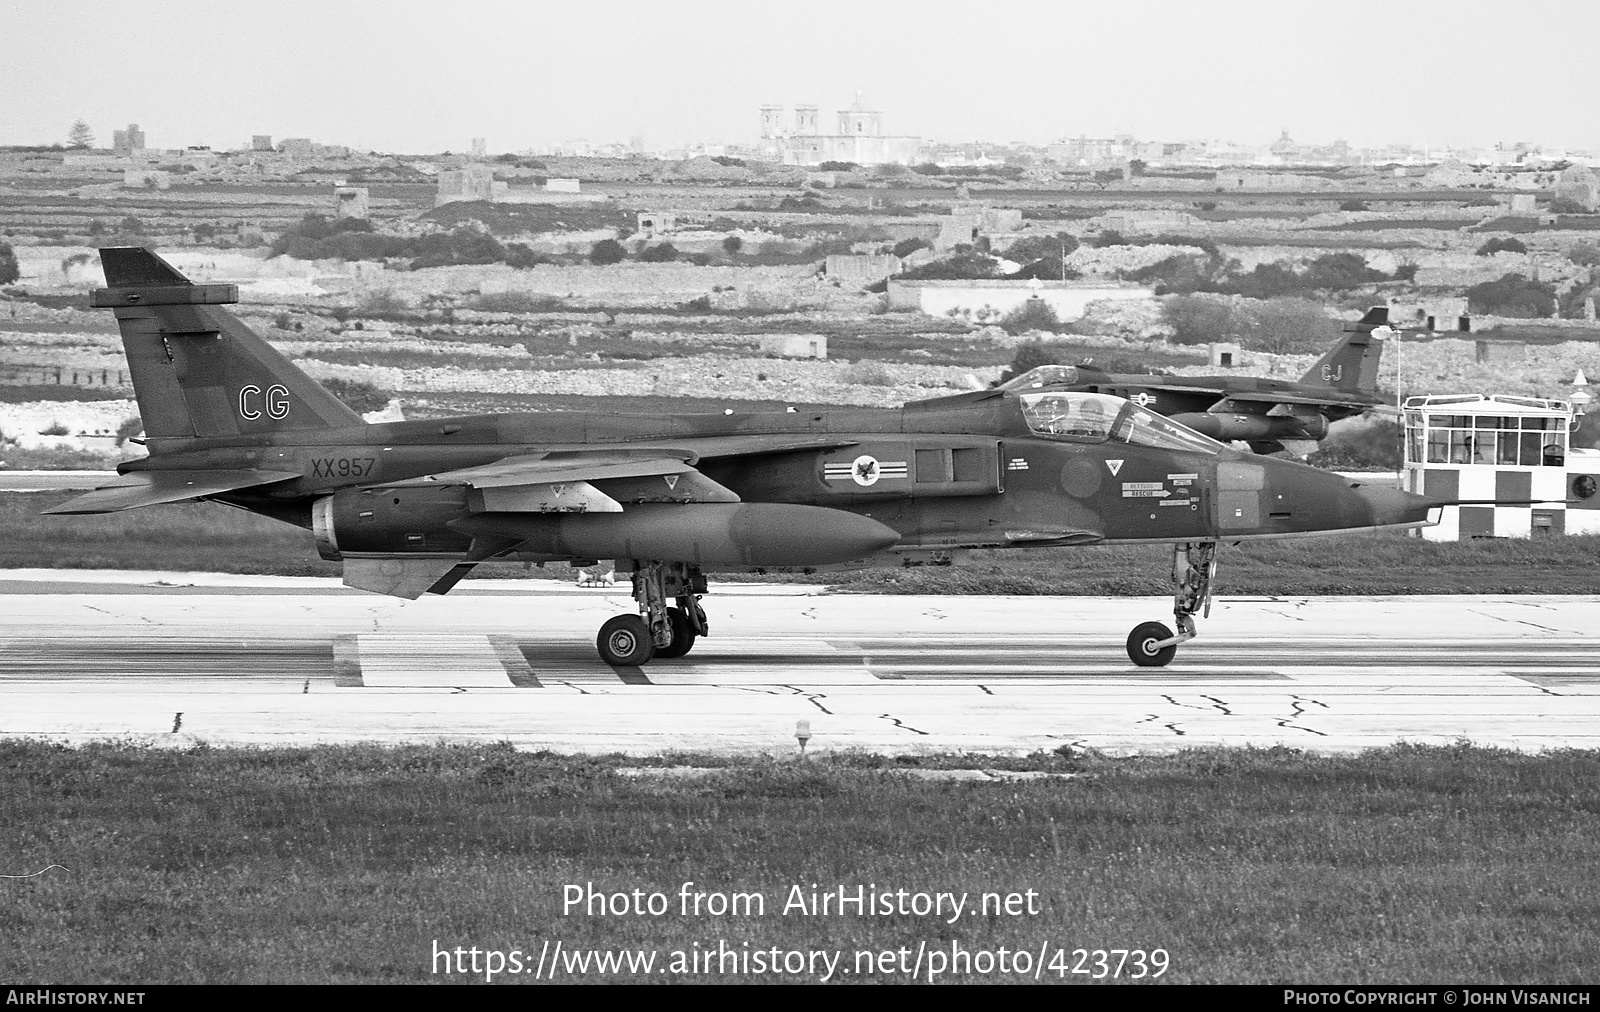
left=1018, top=391, right=1225, bottom=454
left=999, top=364, right=1081, bottom=391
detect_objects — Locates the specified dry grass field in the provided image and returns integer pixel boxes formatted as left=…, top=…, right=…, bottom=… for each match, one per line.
left=2, top=741, right=1596, bottom=983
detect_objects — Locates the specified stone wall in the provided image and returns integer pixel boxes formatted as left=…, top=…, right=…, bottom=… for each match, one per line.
left=888, top=280, right=1153, bottom=320
left=824, top=254, right=901, bottom=285
left=758, top=334, right=827, bottom=358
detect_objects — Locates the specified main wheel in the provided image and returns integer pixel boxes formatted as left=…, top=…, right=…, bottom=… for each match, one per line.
left=597, top=614, right=654, bottom=666
left=1127, top=621, right=1177, bottom=667
left=653, top=607, right=698, bottom=659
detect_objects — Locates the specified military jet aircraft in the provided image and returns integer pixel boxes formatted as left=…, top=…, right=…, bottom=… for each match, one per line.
left=52, top=248, right=1438, bottom=668
left=1005, top=308, right=1391, bottom=455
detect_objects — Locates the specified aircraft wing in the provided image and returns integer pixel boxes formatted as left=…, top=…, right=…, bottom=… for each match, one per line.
left=403, top=451, right=699, bottom=488
left=1130, top=381, right=1230, bottom=397
left=1209, top=390, right=1380, bottom=410
left=393, top=450, right=741, bottom=513
left=647, top=434, right=860, bottom=459
left=397, top=438, right=856, bottom=489
left=1118, top=384, right=1377, bottom=411
left=390, top=439, right=859, bottom=513
left=41, top=469, right=301, bottom=514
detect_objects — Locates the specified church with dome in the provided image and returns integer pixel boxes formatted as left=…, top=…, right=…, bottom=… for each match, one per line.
left=757, top=94, right=923, bottom=166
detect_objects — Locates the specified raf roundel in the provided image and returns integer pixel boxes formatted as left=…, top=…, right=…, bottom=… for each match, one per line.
left=851, top=455, right=881, bottom=486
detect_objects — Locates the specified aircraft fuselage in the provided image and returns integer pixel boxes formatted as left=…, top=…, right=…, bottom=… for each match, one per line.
left=137, top=399, right=1430, bottom=569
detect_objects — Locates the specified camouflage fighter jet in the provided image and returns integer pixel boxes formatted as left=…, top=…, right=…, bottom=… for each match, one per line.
left=51, top=249, right=1437, bottom=667
left=1004, top=308, right=1391, bottom=455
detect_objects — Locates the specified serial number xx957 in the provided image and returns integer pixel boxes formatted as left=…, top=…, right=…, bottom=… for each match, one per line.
left=310, top=457, right=377, bottom=478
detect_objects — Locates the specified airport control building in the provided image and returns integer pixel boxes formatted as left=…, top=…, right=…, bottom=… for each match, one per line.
left=1402, top=394, right=1600, bottom=540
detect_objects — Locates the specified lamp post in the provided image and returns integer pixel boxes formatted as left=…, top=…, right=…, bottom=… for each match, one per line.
left=1572, top=369, right=1592, bottom=444
left=1371, top=324, right=1400, bottom=414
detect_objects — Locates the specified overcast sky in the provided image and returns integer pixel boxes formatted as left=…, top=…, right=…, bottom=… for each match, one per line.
left=4, top=0, right=1598, bottom=154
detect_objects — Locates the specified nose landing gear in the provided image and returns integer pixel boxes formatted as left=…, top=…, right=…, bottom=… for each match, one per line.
left=1126, top=541, right=1216, bottom=667
left=595, top=560, right=709, bottom=666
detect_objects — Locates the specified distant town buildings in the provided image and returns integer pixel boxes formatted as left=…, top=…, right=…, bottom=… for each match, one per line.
left=1031, top=132, right=1593, bottom=172
left=1046, top=135, right=1166, bottom=168
left=757, top=95, right=922, bottom=166
left=22, top=114, right=1599, bottom=193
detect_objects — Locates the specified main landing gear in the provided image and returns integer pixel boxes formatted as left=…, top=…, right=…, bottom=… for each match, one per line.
left=596, top=561, right=709, bottom=666
left=1126, top=541, right=1217, bottom=668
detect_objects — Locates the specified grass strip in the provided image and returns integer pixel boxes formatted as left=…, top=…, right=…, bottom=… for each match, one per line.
left=1, top=742, right=1596, bottom=983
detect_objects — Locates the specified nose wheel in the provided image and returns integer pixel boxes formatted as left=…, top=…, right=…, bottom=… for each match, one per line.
left=1125, top=541, right=1216, bottom=667
left=1127, top=622, right=1177, bottom=667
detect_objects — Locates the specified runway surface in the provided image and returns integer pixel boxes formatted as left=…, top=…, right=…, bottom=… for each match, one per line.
left=0, top=570, right=1596, bottom=754
left=0, top=470, right=117, bottom=492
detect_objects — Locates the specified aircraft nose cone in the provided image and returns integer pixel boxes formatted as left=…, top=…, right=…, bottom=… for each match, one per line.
left=1349, top=482, right=1436, bottom=528
left=1255, top=459, right=1438, bottom=535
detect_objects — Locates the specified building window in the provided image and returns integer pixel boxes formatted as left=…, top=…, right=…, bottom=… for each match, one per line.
left=1412, top=413, right=1567, bottom=466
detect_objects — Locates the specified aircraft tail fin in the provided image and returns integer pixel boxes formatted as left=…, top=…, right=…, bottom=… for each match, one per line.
left=1299, top=307, right=1387, bottom=394
left=93, top=247, right=364, bottom=444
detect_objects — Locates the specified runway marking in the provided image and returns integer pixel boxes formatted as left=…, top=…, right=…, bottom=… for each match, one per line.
left=332, top=636, right=362, bottom=687
left=356, top=634, right=516, bottom=688
left=1513, top=674, right=1600, bottom=688
left=489, top=636, right=542, bottom=688
left=514, top=642, right=636, bottom=685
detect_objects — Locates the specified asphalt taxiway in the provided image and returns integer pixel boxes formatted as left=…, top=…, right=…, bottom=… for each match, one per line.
left=0, top=570, right=1595, bottom=754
